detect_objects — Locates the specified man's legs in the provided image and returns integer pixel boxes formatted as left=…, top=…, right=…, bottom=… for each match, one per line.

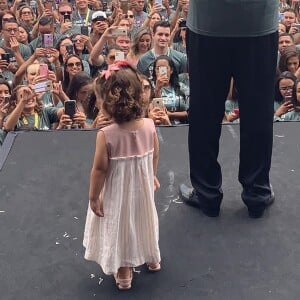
left=233, top=32, right=278, bottom=216
left=186, top=30, right=232, bottom=214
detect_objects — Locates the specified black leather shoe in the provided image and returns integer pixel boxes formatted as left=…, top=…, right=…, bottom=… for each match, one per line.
left=179, top=184, right=220, bottom=217
left=248, top=187, right=275, bottom=218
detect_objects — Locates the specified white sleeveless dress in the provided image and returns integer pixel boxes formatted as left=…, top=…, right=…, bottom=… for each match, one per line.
left=83, top=118, right=161, bottom=275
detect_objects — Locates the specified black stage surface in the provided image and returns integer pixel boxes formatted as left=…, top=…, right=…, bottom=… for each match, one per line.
left=1, top=123, right=300, bottom=300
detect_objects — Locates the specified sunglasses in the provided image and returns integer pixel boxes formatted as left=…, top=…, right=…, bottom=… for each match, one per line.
left=59, top=11, right=72, bottom=15
left=3, top=28, right=19, bottom=33
left=67, top=61, right=82, bottom=67
left=72, top=39, right=81, bottom=43
left=125, top=14, right=134, bottom=19
left=2, top=17, right=16, bottom=22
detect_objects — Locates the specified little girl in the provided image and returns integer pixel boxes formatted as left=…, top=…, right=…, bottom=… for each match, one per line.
left=83, top=61, right=161, bottom=290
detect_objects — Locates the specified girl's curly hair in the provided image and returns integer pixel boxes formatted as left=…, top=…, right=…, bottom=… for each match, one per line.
left=96, top=62, right=146, bottom=123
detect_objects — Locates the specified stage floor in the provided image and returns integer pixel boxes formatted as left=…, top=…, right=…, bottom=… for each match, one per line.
left=0, top=123, right=300, bottom=300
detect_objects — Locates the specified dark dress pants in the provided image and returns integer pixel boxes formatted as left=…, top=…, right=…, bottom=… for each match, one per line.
left=186, top=30, right=278, bottom=210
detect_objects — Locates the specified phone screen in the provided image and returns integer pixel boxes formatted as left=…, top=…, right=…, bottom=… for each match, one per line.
left=115, top=51, right=125, bottom=61
left=81, top=25, right=89, bottom=36
left=43, top=34, right=54, bottom=48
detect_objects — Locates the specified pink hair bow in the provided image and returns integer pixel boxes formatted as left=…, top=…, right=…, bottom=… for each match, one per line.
left=100, top=61, right=133, bottom=80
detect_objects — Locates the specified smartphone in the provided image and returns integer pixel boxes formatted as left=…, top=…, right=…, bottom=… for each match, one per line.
left=155, top=0, right=163, bottom=6
left=63, top=13, right=71, bottom=22
left=81, top=25, right=89, bottom=36
left=115, top=51, right=125, bottom=61
left=66, top=44, right=74, bottom=55
left=158, top=66, right=167, bottom=76
left=233, top=108, right=240, bottom=116
left=33, top=80, right=53, bottom=93
left=279, top=13, right=284, bottom=21
left=153, top=98, right=165, bottom=110
left=179, top=20, right=186, bottom=28
left=39, top=63, right=48, bottom=77
left=120, top=0, right=128, bottom=14
left=295, top=23, right=300, bottom=30
left=111, top=28, right=127, bottom=36
left=3, top=95, right=10, bottom=104
left=64, top=100, right=76, bottom=119
left=43, top=34, right=54, bottom=48
left=1, top=53, right=10, bottom=64
left=102, top=0, right=108, bottom=11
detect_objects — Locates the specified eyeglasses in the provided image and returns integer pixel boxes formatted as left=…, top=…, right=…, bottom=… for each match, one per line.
left=21, top=11, right=32, bottom=15
left=3, top=28, right=19, bottom=33
left=280, top=86, right=294, bottom=91
left=59, top=11, right=72, bottom=15
left=125, top=14, right=134, bottom=19
left=67, top=61, right=82, bottom=67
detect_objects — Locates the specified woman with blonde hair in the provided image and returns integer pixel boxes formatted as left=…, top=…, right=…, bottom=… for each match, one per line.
left=127, top=28, right=152, bottom=66
left=17, top=6, right=36, bottom=32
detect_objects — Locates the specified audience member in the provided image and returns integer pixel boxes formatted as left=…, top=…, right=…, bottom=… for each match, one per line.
left=3, top=85, right=63, bottom=131
left=137, top=20, right=187, bottom=79
left=66, top=71, right=95, bottom=125
left=127, top=27, right=152, bottom=65
left=274, top=71, right=296, bottom=120
left=152, top=54, right=188, bottom=124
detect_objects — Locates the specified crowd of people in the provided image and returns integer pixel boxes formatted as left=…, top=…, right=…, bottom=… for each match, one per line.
left=0, top=0, right=299, bottom=146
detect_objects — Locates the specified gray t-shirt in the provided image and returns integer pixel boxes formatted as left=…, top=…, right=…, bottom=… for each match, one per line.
left=187, top=0, right=278, bottom=37
left=137, top=48, right=187, bottom=79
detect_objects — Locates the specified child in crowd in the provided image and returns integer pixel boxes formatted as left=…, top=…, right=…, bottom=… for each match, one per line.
left=83, top=61, right=161, bottom=290
left=282, top=77, right=300, bottom=120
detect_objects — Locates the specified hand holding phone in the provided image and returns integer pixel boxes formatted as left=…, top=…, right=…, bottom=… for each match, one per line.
left=233, top=108, right=240, bottom=116
left=152, top=98, right=165, bottom=110
left=64, top=100, right=76, bottom=119
left=1, top=53, right=10, bottom=64
left=158, top=66, right=167, bottom=77
left=179, top=20, right=186, bottom=28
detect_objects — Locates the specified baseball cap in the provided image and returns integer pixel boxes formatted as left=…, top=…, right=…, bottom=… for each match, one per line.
left=92, top=11, right=107, bottom=22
